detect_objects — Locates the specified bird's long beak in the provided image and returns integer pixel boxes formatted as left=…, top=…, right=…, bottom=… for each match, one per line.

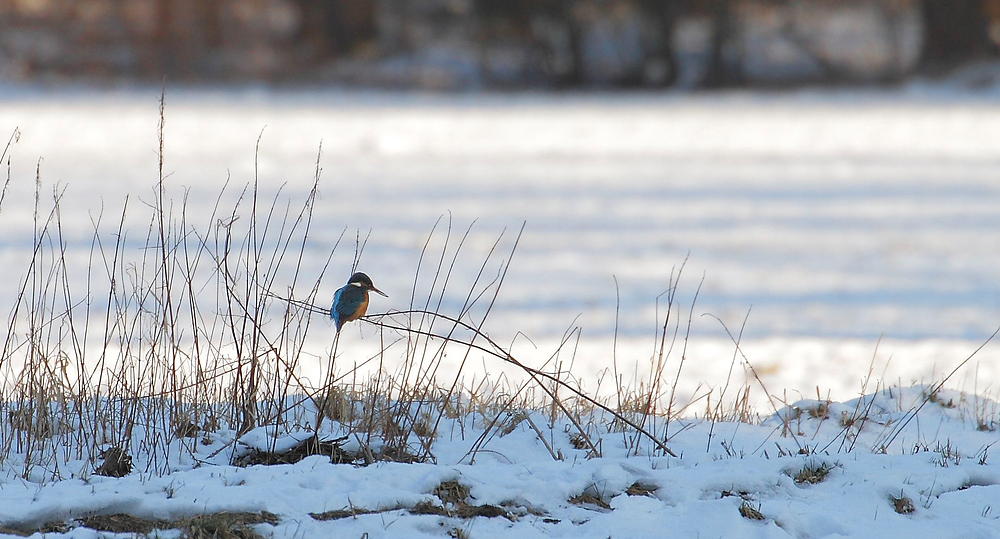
left=370, top=286, right=388, bottom=298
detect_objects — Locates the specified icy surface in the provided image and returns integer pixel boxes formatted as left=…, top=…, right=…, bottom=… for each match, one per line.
left=2, top=87, right=999, bottom=339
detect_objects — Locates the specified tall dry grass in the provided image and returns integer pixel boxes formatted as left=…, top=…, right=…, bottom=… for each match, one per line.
left=0, top=98, right=997, bottom=483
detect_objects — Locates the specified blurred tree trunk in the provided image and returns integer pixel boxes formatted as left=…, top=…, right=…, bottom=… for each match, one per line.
left=637, top=0, right=680, bottom=87
left=703, top=0, right=741, bottom=87
left=295, top=0, right=377, bottom=58
left=296, top=0, right=336, bottom=56
left=558, top=0, right=584, bottom=86
left=199, top=0, right=223, bottom=49
left=152, top=0, right=175, bottom=74
left=153, top=0, right=170, bottom=45
left=920, top=0, right=995, bottom=70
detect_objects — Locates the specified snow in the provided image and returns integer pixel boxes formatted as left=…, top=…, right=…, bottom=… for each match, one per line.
left=0, top=386, right=997, bottom=538
left=1, top=84, right=1000, bottom=537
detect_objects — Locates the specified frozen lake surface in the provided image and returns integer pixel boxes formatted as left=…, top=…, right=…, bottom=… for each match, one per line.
left=2, top=85, right=999, bottom=403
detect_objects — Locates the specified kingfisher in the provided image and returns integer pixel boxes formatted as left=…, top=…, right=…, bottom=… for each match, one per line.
left=330, top=272, right=387, bottom=332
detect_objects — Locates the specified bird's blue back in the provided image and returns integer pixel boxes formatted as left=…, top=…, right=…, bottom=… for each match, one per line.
left=331, top=284, right=367, bottom=331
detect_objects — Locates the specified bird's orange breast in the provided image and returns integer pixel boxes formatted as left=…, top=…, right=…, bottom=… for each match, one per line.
left=344, top=294, right=369, bottom=323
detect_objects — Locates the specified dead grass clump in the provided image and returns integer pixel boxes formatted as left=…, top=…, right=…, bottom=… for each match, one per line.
left=569, top=433, right=590, bottom=450
left=431, top=480, right=510, bottom=519
left=412, top=414, right=435, bottom=439
left=35, top=511, right=281, bottom=537
left=308, top=509, right=353, bottom=521
left=94, top=447, right=133, bottom=478
left=410, top=501, right=449, bottom=516
left=721, top=489, right=751, bottom=499
left=499, top=411, right=528, bottom=436
left=793, top=461, right=835, bottom=485
left=410, top=501, right=505, bottom=520
left=0, top=522, right=69, bottom=537
left=625, top=482, right=658, bottom=497
left=322, top=388, right=356, bottom=423
left=806, top=401, right=830, bottom=419
left=454, top=504, right=508, bottom=519
left=182, top=511, right=278, bottom=539
left=310, top=501, right=507, bottom=522
left=311, top=495, right=529, bottom=523
left=308, top=509, right=349, bottom=521
left=376, top=444, right=424, bottom=464
left=379, top=417, right=407, bottom=440
left=739, top=501, right=766, bottom=520
left=839, top=411, right=859, bottom=429
left=568, top=492, right=612, bottom=511
left=174, top=420, right=200, bottom=439
left=932, top=440, right=962, bottom=467
left=890, top=494, right=915, bottom=514
left=912, top=440, right=964, bottom=467
left=924, top=388, right=957, bottom=409
left=435, top=480, right=471, bottom=506
left=232, top=436, right=353, bottom=467
left=79, top=514, right=170, bottom=534
left=310, top=505, right=396, bottom=521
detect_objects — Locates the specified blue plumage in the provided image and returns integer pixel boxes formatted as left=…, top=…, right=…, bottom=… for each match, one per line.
left=330, top=272, right=387, bottom=331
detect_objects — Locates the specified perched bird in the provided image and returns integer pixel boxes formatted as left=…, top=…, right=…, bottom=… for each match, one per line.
left=330, top=272, right=387, bottom=332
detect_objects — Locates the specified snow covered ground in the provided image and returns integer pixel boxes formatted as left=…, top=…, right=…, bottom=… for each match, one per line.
left=0, top=386, right=998, bottom=538
left=1, top=85, right=999, bottom=537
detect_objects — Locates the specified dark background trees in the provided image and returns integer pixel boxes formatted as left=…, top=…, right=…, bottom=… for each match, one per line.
left=1, top=0, right=997, bottom=87
left=920, top=0, right=997, bottom=70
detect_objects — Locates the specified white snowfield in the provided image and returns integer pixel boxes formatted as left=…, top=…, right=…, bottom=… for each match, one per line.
left=0, top=387, right=997, bottom=538
left=1, top=85, right=999, bottom=405
left=3, top=86, right=1000, bottom=341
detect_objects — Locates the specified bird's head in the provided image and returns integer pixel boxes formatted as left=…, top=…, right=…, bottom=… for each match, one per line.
left=348, top=272, right=388, bottom=297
